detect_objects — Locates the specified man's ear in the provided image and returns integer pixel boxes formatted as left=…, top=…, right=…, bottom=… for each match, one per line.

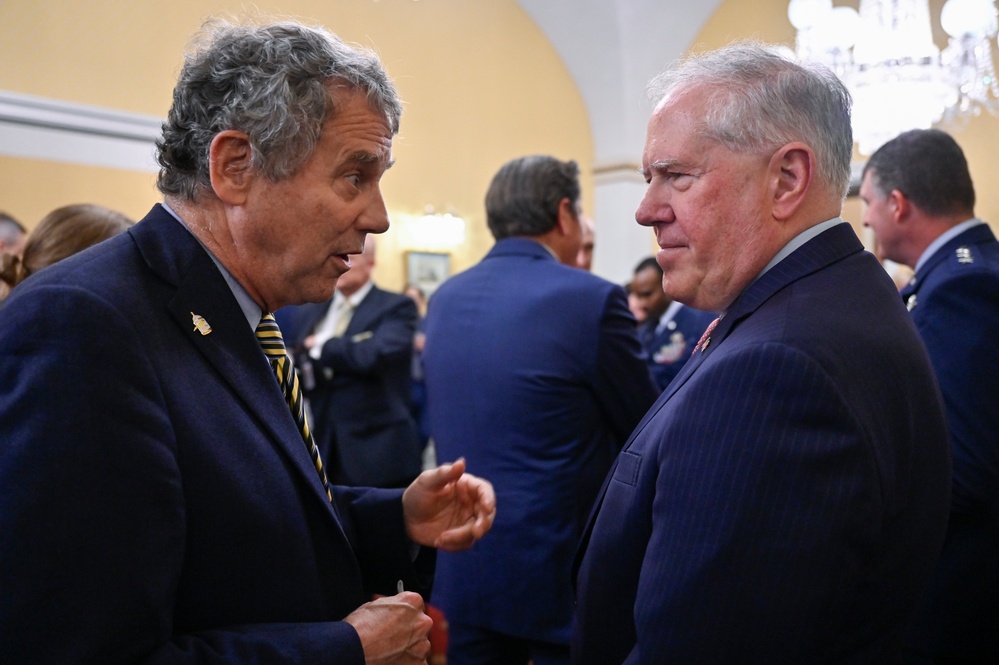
left=209, top=130, right=255, bottom=205
left=555, top=197, right=577, bottom=235
left=770, top=142, right=813, bottom=222
left=888, top=189, right=911, bottom=223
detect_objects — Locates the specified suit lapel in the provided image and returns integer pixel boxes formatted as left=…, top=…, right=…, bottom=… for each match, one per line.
left=289, top=301, right=331, bottom=348
left=342, top=285, right=384, bottom=338
left=575, top=223, right=866, bottom=574
left=131, top=206, right=344, bottom=519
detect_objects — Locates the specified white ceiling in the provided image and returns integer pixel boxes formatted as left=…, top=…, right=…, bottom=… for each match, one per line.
left=516, top=0, right=725, bottom=168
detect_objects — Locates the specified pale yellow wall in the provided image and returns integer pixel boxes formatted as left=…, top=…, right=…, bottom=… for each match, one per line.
left=0, top=0, right=594, bottom=291
left=694, top=0, right=999, bottom=242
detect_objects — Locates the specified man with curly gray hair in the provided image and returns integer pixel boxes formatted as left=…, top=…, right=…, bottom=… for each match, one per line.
left=0, top=18, right=495, bottom=665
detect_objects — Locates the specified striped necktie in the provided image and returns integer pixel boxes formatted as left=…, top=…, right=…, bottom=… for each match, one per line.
left=255, top=313, right=333, bottom=502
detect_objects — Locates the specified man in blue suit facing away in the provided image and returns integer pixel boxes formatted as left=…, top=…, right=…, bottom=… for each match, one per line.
left=0, top=19, right=495, bottom=665
left=572, top=43, right=952, bottom=664
left=423, top=155, right=659, bottom=665
left=861, top=129, right=999, bottom=664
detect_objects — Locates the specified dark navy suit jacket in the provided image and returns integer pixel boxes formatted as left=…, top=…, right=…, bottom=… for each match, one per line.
left=0, top=205, right=433, bottom=664
left=422, top=237, right=659, bottom=644
left=284, top=286, right=423, bottom=488
left=572, top=223, right=952, bottom=664
left=902, top=223, right=999, bottom=661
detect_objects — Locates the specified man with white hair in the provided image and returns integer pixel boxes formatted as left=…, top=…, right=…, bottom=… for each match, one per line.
left=572, top=43, right=950, bottom=664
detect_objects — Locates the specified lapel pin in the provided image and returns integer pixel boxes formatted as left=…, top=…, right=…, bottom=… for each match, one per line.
left=906, top=294, right=918, bottom=312
left=191, top=312, right=212, bottom=335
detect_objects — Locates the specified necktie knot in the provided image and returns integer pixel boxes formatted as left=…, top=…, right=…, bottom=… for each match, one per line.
left=255, top=313, right=288, bottom=359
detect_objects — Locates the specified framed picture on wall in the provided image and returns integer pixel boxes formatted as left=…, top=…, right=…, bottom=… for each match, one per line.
left=406, top=251, right=450, bottom=297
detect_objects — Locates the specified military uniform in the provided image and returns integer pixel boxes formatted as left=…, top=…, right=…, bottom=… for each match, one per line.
left=638, top=302, right=717, bottom=392
left=903, top=221, right=999, bottom=663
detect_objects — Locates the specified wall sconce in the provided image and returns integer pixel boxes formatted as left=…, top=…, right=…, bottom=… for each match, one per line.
left=397, top=206, right=467, bottom=250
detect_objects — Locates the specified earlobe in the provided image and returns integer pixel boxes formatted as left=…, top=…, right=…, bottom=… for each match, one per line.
left=209, top=130, right=254, bottom=205
left=771, top=143, right=812, bottom=221
left=889, top=190, right=910, bottom=222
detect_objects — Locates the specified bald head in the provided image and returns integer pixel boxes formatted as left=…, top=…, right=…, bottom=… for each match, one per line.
left=336, top=236, right=376, bottom=297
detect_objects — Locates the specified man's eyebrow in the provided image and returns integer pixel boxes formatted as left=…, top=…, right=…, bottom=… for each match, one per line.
left=640, top=159, right=681, bottom=179
left=346, top=150, right=394, bottom=169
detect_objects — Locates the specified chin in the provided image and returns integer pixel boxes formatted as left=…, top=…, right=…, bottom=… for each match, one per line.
left=299, top=279, right=337, bottom=305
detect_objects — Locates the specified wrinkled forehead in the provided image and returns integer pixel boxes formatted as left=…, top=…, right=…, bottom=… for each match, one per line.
left=643, top=91, right=716, bottom=168
left=648, top=85, right=716, bottom=141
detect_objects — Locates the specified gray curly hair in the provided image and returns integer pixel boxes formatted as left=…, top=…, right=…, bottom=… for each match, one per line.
left=157, top=19, right=402, bottom=201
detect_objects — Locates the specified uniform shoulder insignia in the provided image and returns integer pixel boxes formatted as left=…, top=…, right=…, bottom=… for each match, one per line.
left=955, top=246, right=974, bottom=264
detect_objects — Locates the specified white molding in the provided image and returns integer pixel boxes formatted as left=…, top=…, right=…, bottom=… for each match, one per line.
left=593, top=162, right=644, bottom=186
left=0, top=90, right=162, bottom=173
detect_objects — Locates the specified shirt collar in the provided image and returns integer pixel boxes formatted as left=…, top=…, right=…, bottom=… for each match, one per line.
left=756, top=217, right=845, bottom=281
left=655, top=300, right=684, bottom=333
left=161, top=202, right=263, bottom=330
left=536, top=239, right=560, bottom=261
left=913, top=217, right=982, bottom=274
left=708, top=217, right=846, bottom=318
left=338, top=279, right=374, bottom=308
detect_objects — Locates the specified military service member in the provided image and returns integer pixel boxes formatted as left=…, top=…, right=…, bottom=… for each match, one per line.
left=861, top=128, right=999, bottom=665
left=630, top=256, right=716, bottom=391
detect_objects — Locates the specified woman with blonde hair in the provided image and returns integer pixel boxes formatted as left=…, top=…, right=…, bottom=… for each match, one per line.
left=0, top=203, right=132, bottom=299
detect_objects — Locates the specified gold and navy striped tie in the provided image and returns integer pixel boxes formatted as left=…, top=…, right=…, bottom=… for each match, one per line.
left=255, top=313, right=333, bottom=502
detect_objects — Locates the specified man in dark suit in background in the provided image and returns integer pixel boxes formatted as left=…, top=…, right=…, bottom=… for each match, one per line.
left=0, top=19, right=495, bottom=664
left=572, top=43, right=951, bottom=664
left=630, top=256, right=716, bottom=391
left=422, top=155, right=659, bottom=665
left=860, top=128, right=999, bottom=665
left=286, top=237, right=424, bottom=488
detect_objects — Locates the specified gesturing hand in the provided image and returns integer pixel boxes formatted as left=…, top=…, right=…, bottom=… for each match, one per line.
left=344, top=592, right=432, bottom=664
left=402, top=458, right=496, bottom=551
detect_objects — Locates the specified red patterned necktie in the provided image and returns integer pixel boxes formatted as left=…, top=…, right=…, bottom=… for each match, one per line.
left=255, top=313, right=333, bottom=502
left=692, top=317, right=720, bottom=355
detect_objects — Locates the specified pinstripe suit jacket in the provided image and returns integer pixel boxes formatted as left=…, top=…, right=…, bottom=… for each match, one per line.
left=572, top=223, right=952, bottom=664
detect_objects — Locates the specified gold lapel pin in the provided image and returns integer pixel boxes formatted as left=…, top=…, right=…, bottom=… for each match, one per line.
left=191, top=312, right=212, bottom=335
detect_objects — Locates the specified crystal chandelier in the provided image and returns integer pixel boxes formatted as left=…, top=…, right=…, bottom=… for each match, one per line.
left=788, top=0, right=999, bottom=154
